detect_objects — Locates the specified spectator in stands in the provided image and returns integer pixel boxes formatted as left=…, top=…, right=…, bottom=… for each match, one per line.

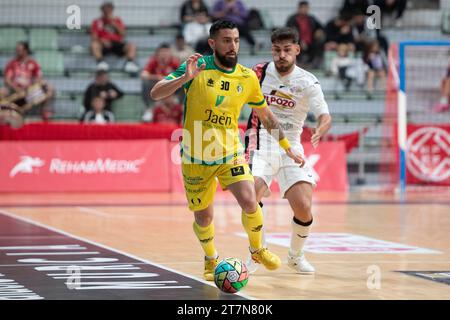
left=152, top=94, right=183, bottom=125
left=286, top=1, right=325, bottom=68
left=351, top=13, right=389, bottom=54
left=171, top=34, right=195, bottom=63
left=331, top=43, right=356, bottom=94
left=83, top=70, right=123, bottom=118
left=339, top=0, right=369, bottom=18
left=82, top=96, right=115, bottom=124
left=141, top=44, right=181, bottom=121
left=211, top=0, right=259, bottom=55
left=324, top=15, right=355, bottom=52
left=374, top=0, right=408, bottom=27
left=0, top=41, right=54, bottom=120
left=90, top=1, right=139, bottom=74
left=180, top=0, right=210, bottom=24
left=363, top=40, right=387, bottom=99
left=183, top=12, right=213, bottom=55
left=433, top=63, right=450, bottom=113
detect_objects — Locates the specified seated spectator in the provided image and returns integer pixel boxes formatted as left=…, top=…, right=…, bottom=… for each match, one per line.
left=180, top=0, right=210, bottom=24
left=141, top=44, right=181, bottom=121
left=374, top=0, right=408, bottom=28
left=351, top=13, right=389, bottom=54
left=331, top=43, right=356, bottom=94
left=0, top=41, right=54, bottom=121
left=433, top=63, right=450, bottom=113
left=82, top=70, right=123, bottom=118
left=211, top=0, right=259, bottom=54
left=83, top=96, right=115, bottom=124
left=325, top=15, right=355, bottom=52
left=152, top=95, right=183, bottom=125
left=90, top=1, right=139, bottom=74
left=363, top=40, right=387, bottom=99
left=171, top=34, right=195, bottom=63
left=339, top=0, right=369, bottom=18
left=286, top=1, right=325, bottom=68
left=183, top=12, right=213, bottom=55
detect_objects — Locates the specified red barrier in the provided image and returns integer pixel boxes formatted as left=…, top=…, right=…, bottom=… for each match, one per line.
left=0, top=123, right=365, bottom=154
left=0, top=139, right=348, bottom=193
left=0, top=123, right=181, bottom=140
left=0, top=140, right=171, bottom=192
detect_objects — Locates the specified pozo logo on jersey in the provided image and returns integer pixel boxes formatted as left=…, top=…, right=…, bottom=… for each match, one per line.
left=264, top=94, right=296, bottom=109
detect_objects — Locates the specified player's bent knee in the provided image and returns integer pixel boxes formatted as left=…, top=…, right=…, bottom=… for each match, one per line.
left=194, top=214, right=213, bottom=227
left=293, top=200, right=312, bottom=221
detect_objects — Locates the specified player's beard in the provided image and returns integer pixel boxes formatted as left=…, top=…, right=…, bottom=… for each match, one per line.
left=215, top=50, right=238, bottom=69
left=275, top=59, right=295, bottom=74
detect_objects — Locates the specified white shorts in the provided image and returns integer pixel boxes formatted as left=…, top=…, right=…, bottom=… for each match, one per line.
left=250, top=149, right=316, bottom=198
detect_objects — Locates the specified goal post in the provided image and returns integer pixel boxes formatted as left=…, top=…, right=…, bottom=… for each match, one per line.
left=397, top=41, right=450, bottom=193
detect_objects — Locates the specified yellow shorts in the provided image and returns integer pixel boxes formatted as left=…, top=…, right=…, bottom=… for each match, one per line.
left=182, top=162, right=254, bottom=211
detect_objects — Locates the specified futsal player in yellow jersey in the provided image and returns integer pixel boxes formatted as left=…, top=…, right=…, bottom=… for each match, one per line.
left=151, top=20, right=305, bottom=281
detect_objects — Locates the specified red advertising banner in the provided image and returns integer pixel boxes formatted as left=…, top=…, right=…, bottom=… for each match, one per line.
left=0, top=140, right=348, bottom=193
left=406, top=124, right=450, bottom=185
left=169, top=141, right=348, bottom=193
left=0, top=140, right=171, bottom=192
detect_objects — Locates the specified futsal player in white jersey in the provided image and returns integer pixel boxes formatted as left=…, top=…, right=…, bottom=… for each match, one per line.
left=245, top=27, right=332, bottom=274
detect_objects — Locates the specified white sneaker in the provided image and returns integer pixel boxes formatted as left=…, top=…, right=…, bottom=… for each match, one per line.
left=97, top=61, right=109, bottom=71
left=287, top=252, right=315, bottom=274
left=124, top=61, right=139, bottom=74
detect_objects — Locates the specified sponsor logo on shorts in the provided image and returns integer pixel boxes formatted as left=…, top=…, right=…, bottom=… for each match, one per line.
left=231, top=166, right=245, bottom=176
left=190, top=198, right=202, bottom=206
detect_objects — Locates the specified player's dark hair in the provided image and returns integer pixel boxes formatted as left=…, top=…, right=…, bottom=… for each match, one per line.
left=209, top=19, right=238, bottom=38
left=299, top=1, right=309, bottom=6
left=271, top=27, right=299, bottom=44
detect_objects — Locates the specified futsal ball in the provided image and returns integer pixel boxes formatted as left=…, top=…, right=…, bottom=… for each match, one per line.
left=214, top=257, right=249, bottom=293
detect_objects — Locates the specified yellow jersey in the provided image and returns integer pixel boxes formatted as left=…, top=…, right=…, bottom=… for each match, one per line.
left=166, top=55, right=267, bottom=165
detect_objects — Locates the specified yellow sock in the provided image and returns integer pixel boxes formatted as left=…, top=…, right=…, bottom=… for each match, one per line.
left=193, top=222, right=217, bottom=258
left=242, top=204, right=264, bottom=251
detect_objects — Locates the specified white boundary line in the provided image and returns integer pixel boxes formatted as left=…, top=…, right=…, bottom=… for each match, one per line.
left=0, top=209, right=255, bottom=300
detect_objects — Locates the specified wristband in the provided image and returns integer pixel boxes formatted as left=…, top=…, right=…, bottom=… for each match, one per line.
left=279, top=137, right=291, bottom=150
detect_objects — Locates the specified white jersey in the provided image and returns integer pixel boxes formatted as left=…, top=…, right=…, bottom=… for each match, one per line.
left=245, top=62, right=329, bottom=157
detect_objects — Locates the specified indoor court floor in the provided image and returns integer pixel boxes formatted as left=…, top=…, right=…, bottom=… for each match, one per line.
left=0, top=190, right=448, bottom=300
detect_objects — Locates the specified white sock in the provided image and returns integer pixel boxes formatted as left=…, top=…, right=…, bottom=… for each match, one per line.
left=440, top=96, right=448, bottom=104
left=289, top=218, right=313, bottom=256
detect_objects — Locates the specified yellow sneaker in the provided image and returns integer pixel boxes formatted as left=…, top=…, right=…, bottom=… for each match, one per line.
left=251, top=248, right=281, bottom=270
left=204, top=257, right=219, bottom=281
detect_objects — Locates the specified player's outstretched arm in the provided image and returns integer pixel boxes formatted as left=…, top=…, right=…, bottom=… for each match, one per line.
left=254, top=106, right=305, bottom=166
left=150, top=53, right=206, bottom=101
left=311, top=113, right=332, bottom=148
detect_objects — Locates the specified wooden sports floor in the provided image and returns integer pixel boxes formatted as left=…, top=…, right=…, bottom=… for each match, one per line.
left=0, top=190, right=448, bottom=300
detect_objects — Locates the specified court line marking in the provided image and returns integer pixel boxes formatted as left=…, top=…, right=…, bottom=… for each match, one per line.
left=0, top=263, right=156, bottom=267
left=76, top=207, right=111, bottom=218
left=0, top=209, right=255, bottom=300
